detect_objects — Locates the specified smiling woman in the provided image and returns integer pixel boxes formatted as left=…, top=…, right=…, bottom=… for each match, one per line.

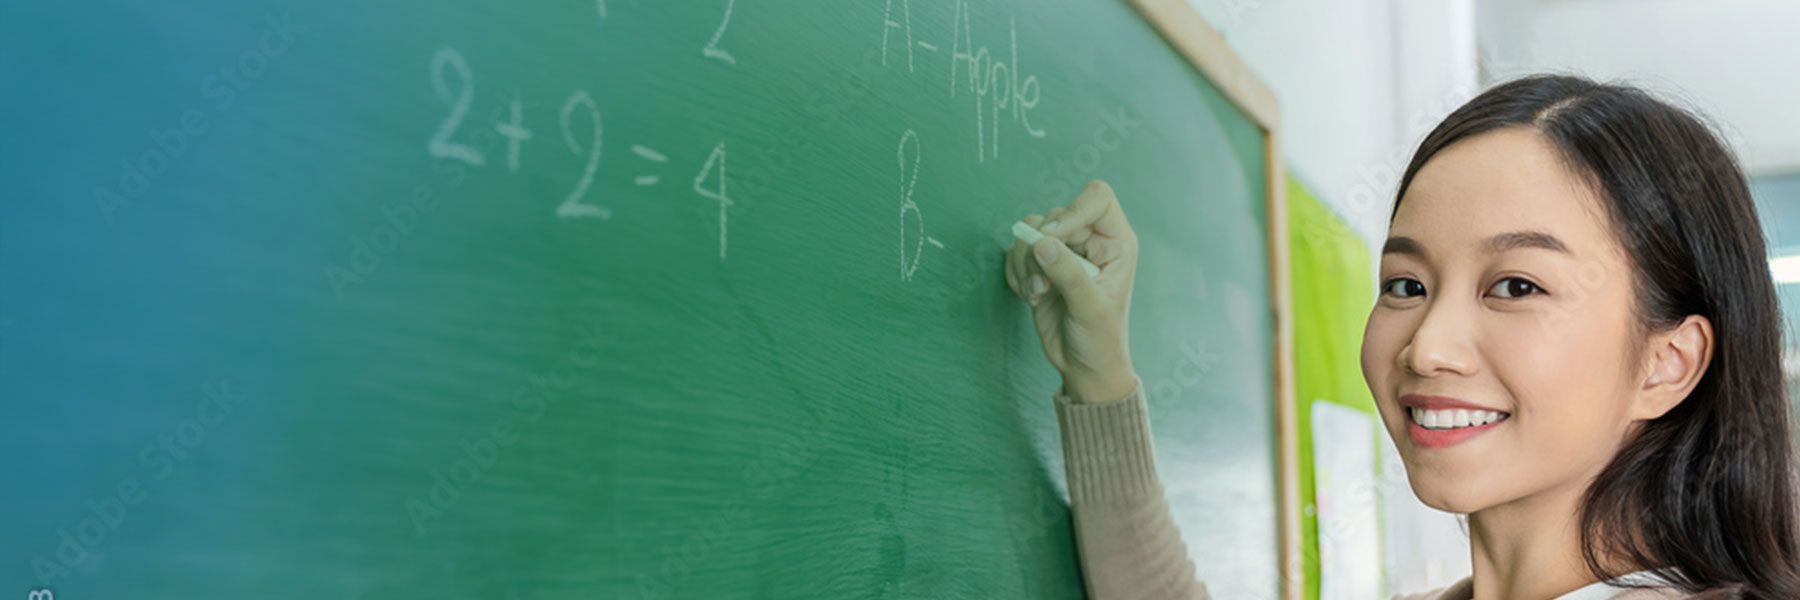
left=1375, top=75, right=1800, bottom=599
left=1006, top=74, right=1800, bottom=600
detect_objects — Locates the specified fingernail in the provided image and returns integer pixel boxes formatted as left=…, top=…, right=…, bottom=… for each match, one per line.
left=1035, top=241, right=1059, bottom=265
left=1030, top=274, right=1047, bottom=296
left=1040, top=220, right=1059, bottom=233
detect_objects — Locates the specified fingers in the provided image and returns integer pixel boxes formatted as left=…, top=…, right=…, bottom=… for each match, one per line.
left=1009, top=241, right=1039, bottom=298
left=1017, top=214, right=1048, bottom=303
left=1016, top=240, right=1046, bottom=304
left=1004, top=239, right=1021, bottom=296
left=1032, top=236, right=1106, bottom=321
left=1012, top=202, right=1120, bottom=308
left=1041, top=206, right=1095, bottom=247
left=1005, top=216, right=1032, bottom=298
left=1007, top=238, right=1045, bottom=305
left=1041, top=180, right=1130, bottom=240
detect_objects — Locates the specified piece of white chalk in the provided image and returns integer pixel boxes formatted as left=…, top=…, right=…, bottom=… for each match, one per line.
left=1012, top=221, right=1101, bottom=278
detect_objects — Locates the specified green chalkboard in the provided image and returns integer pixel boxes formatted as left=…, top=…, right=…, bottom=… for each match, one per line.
left=1, top=0, right=1284, bottom=597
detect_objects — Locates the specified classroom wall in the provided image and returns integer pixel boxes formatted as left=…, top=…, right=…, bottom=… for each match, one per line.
left=1477, top=0, right=1800, bottom=176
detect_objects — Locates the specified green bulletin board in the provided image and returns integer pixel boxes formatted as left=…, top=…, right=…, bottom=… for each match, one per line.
left=1288, top=175, right=1380, bottom=600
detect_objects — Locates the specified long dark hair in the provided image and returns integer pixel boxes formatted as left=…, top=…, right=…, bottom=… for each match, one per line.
left=1391, top=75, right=1800, bottom=599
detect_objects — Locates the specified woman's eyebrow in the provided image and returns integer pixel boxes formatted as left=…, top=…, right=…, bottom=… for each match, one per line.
left=1483, top=230, right=1571, bottom=255
left=1381, top=230, right=1572, bottom=260
left=1382, top=236, right=1428, bottom=259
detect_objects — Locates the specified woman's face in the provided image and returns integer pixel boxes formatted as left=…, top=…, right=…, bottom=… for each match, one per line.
left=1361, top=127, right=1648, bottom=514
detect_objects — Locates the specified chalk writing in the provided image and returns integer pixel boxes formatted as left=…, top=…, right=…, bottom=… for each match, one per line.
left=898, top=129, right=924, bottom=281
left=428, top=47, right=485, bottom=167
left=556, top=91, right=608, bottom=219
left=704, top=0, right=739, bottom=65
left=633, top=145, right=668, bottom=187
left=422, top=47, right=737, bottom=249
left=950, top=3, right=1045, bottom=162
left=882, top=0, right=914, bottom=71
left=694, top=142, right=733, bottom=259
left=495, top=94, right=532, bottom=173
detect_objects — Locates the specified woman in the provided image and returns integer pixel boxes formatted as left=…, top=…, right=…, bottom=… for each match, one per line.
left=1004, top=75, right=1800, bottom=599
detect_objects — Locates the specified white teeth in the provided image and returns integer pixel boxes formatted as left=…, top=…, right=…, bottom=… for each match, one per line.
left=1412, top=407, right=1508, bottom=430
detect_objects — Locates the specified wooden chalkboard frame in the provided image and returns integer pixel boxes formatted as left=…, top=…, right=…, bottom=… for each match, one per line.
left=1121, top=1, right=1300, bottom=598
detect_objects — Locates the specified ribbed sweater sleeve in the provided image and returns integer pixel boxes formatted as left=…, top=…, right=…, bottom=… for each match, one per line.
left=1053, top=380, right=1211, bottom=600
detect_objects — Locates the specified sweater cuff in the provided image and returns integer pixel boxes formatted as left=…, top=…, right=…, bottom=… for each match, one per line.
left=1054, top=378, right=1164, bottom=505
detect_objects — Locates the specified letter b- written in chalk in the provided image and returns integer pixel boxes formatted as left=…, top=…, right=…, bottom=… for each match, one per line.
left=897, top=130, right=925, bottom=281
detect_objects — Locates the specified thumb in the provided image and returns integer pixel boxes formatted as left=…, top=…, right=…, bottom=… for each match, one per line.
left=1033, top=237, right=1106, bottom=321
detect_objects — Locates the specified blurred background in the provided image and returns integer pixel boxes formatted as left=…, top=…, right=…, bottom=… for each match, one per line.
left=1184, top=0, right=1799, bottom=592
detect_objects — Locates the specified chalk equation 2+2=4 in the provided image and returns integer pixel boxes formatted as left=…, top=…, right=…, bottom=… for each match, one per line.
left=424, top=47, right=737, bottom=260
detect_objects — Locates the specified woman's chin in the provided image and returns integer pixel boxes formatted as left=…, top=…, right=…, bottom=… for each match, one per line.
left=1406, top=473, right=1492, bottom=514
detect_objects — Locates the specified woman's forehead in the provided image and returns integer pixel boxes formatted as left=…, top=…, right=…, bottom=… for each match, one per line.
left=1391, top=129, right=1615, bottom=260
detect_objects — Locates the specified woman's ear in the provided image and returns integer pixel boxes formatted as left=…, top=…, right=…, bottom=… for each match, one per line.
left=1633, top=314, right=1714, bottom=420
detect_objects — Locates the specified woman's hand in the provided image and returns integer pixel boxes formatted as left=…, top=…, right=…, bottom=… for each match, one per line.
left=1004, top=180, right=1139, bottom=404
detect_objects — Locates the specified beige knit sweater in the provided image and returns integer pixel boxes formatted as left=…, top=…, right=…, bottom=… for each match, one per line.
left=1051, top=381, right=1689, bottom=600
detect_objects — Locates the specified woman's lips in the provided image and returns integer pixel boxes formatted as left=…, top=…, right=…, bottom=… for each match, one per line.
left=1407, top=410, right=1509, bottom=449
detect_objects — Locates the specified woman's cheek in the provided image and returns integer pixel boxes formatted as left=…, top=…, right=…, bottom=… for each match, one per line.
left=1362, top=310, right=1413, bottom=436
left=1361, top=309, right=1402, bottom=392
left=1487, top=306, right=1628, bottom=458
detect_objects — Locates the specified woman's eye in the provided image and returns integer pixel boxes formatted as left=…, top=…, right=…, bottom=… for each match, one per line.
left=1489, top=277, right=1543, bottom=299
left=1382, top=278, right=1426, bottom=299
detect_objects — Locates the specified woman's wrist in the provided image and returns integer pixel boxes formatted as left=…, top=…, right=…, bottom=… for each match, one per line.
left=1063, top=366, right=1139, bottom=405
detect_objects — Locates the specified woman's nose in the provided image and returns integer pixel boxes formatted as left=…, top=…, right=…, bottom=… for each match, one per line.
left=1400, top=299, right=1479, bottom=377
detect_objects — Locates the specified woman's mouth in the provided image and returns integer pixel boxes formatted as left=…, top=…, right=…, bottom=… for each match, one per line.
left=1407, top=407, right=1510, bottom=449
